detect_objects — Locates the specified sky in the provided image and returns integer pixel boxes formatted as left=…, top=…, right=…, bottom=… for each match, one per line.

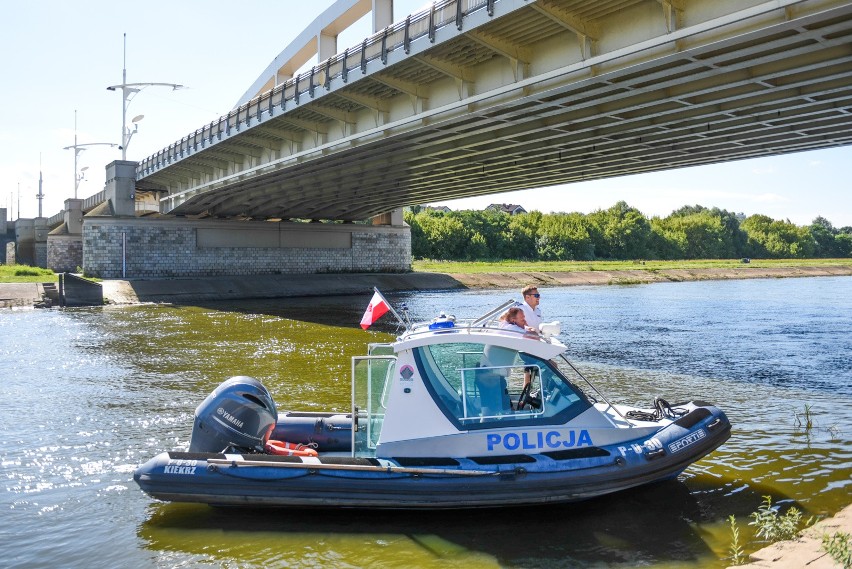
left=1, top=1, right=850, bottom=228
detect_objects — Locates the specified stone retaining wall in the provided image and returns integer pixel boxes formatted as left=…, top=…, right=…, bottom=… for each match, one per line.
left=47, top=235, right=83, bottom=273
left=82, top=217, right=411, bottom=278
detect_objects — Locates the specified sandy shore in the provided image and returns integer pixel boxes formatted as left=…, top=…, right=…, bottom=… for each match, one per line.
left=442, top=264, right=852, bottom=289
left=729, top=504, right=852, bottom=568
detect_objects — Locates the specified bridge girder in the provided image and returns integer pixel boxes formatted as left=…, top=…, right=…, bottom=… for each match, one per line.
left=134, top=0, right=852, bottom=222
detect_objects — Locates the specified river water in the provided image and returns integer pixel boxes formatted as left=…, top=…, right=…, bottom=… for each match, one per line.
left=1, top=276, right=850, bottom=568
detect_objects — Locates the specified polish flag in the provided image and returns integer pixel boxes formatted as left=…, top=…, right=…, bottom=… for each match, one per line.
left=360, top=291, right=390, bottom=330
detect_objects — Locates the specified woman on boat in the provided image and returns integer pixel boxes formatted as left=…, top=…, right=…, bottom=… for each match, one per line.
left=499, top=307, right=540, bottom=389
left=499, top=307, right=537, bottom=336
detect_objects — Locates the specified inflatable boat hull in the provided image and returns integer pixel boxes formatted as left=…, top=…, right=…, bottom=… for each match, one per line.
left=134, top=405, right=730, bottom=509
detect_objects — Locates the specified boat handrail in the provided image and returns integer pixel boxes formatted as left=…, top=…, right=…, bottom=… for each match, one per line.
left=469, top=299, right=517, bottom=329
left=559, top=354, right=632, bottom=426
left=400, top=319, right=538, bottom=341
left=207, top=457, right=495, bottom=476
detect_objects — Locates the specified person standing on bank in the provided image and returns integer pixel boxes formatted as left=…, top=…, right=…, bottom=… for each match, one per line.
left=519, top=285, right=542, bottom=331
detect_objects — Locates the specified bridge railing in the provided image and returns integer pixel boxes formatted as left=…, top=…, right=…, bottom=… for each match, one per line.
left=44, top=188, right=108, bottom=230
left=47, top=211, right=64, bottom=228
left=137, top=0, right=495, bottom=179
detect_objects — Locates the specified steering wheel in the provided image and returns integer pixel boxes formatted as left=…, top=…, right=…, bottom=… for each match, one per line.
left=517, top=383, right=532, bottom=411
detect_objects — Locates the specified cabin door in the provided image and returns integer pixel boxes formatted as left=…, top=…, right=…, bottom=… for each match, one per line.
left=351, top=355, right=396, bottom=457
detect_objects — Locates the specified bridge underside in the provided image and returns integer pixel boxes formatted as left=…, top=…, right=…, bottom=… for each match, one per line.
left=137, top=0, right=852, bottom=222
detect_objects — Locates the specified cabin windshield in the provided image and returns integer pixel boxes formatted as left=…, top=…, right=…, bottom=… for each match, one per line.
left=413, top=341, right=592, bottom=429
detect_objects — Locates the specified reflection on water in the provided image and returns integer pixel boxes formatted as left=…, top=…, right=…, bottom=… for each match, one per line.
left=140, top=480, right=718, bottom=569
left=0, top=277, right=849, bottom=568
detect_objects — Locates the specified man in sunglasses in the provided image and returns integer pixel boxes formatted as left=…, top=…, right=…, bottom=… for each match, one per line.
left=519, top=285, right=542, bottom=331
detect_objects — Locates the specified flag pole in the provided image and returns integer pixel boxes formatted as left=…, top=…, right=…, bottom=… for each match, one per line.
left=373, top=287, right=408, bottom=330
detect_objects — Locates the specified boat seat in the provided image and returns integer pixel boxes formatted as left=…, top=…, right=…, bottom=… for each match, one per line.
left=475, top=370, right=512, bottom=417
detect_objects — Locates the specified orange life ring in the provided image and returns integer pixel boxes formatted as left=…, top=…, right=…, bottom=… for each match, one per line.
left=264, top=439, right=318, bottom=457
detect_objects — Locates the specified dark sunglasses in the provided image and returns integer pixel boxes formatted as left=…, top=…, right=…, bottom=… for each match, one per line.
left=527, top=293, right=540, bottom=298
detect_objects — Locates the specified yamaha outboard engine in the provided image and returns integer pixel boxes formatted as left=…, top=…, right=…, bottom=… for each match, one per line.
left=189, top=376, right=277, bottom=453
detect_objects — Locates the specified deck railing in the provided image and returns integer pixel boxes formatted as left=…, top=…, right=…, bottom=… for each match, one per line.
left=136, top=0, right=497, bottom=179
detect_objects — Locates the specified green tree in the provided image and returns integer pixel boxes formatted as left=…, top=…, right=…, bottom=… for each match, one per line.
left=652, top=211, right=730, bottom=259
left=810, top=216, right=843, bottom=258
left=449, top=209, right=511, bottom=259
left=504, top=211, right=541, bottom=260
left=665, top=205, right=747, bottom=257
left=404, top=209, right=429, bottom=258
left=648, top=217, right=683, bottom=259
left=536, top=213, right=594, bottom=260
left=588, top=201, right=651, bottom=259
left=836, top=232, right=852, bottom=257
left=741, top=215, right=816, bottom=258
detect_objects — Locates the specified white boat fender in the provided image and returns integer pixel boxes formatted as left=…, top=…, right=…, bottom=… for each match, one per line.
left=538, top=321, right=561, bottom=338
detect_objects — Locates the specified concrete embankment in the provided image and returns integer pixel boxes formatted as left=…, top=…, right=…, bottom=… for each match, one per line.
left=3, top=265, right=850, bottom=307
left=100, top=272, right=466, bottom=304
left=729, top=503, right=852, bottom=569
left=98, top=265, right=851, bottom=304
left=442, top=264, right=852, bottom=289
left=0, top=283, right=47, bottom=308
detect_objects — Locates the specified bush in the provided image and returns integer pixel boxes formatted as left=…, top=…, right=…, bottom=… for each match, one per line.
left=749, top=496, right=806, bottom=542
left=728, top=515, right=746, bottom=565
left=822, top=531, right=851, bottom=569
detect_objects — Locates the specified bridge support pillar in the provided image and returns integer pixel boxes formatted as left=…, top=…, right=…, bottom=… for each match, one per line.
left=82, top=217, right=410, bottom=279
left=372, top=0, right=393, bottom=31
left=319, top=30, right=337, bottom=62
left=372, top=208, right=404, bottom=226
left=12, top=218, right=49, bottom=267
left=105, top=160, right=138, bottom=217
left=47, top=199, right=85, bottom=273
left=0, top=208, right=9, bottom=264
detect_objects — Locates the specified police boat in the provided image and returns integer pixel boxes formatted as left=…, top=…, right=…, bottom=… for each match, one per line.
left=134, top=296, right=731, bottom=509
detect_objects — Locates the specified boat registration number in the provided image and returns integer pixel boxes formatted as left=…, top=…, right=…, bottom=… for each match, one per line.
left=668, top=429, right=706, bottom=453
left=164, top=458, right=199, bottom=475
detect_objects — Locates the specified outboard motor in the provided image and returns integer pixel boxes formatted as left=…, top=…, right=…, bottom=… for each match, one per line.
left=189, top=376, right=277, bottom=453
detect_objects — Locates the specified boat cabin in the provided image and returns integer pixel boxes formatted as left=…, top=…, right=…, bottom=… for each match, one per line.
left=352, top=314, right=627, bottom=459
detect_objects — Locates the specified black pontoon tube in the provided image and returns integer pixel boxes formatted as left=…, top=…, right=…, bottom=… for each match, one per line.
left=206, top=458, right=496, bottom=476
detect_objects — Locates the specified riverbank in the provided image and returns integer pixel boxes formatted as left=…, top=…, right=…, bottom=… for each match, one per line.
left=1, top=264, right=849, bottom=306
left=100, top=264, right=851, bottom=304
left=0, top=282, right=48, bottom=309
left=729, top=504, right=852, bottom=569
left=441, top=264, right=852, bottom=289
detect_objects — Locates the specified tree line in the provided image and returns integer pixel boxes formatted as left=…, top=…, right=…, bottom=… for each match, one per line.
left=405, top=202, right=852, bottom=261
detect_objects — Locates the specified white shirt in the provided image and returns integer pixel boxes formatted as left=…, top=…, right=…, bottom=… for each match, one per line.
left=498, top=321, right=526, bottom=334
left=519, top=301, right=542, bottom=330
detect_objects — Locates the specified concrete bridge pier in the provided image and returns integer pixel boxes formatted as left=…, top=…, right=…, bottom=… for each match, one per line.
left=105, top=160, right=137, bottom=217
left=1, top=208, right=9, bottom=264
left=12, top=218, right=49, bottom=268
left=47, top=199, right=84, bottom=273
left=82, top=160, right=411, bottom=279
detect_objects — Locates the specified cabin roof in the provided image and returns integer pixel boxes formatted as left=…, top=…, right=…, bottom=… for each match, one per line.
left=394, top=323, right=566, bottom=360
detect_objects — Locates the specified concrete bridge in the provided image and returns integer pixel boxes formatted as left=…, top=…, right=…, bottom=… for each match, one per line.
left=136, top=0, right=852, bottom=222
left=10, top=0, right=852, bottom=278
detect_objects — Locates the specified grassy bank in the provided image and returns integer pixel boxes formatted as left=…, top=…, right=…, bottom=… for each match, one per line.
left=412, top=258, right=852, bottom=274
left=0, top=265, right=57, bottom=283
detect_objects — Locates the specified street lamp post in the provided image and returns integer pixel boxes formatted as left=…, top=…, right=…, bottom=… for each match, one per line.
left=106, top=33, right=183, bottom=160
left=63, top=111, right=117, bottom=199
